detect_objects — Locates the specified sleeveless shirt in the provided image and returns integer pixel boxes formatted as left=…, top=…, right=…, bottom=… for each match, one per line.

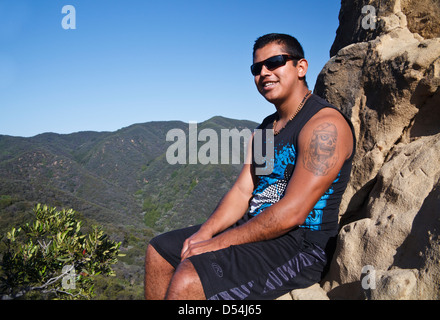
left=250, top=94, right=356, bottom=246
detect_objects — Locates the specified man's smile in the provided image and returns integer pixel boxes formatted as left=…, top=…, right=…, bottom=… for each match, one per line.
left=263, top=81, right=278, bottom=88
left=260, top=80, right=279, bottom=91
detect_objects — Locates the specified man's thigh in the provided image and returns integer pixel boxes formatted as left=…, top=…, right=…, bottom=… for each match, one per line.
left=188, top=228, right=327, bottom=300
left=149, top=224, right=201, bottom=268
left=148, top=220, right=327, bottom=300
left=148, top=213, right=252, bottom=267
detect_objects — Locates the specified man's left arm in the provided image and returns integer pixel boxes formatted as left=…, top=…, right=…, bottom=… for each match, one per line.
left=181, top=108, right=353, bottom=260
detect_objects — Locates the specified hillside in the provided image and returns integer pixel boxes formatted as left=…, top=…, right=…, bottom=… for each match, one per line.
left=0, top=115, right=258, bottom=299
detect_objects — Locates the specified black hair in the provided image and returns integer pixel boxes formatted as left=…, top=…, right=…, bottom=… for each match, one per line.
left=253, top=33, right=305, bottom=60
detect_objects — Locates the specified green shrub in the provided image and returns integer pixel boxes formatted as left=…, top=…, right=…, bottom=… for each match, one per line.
left=0, top=204, right=123, bottom=300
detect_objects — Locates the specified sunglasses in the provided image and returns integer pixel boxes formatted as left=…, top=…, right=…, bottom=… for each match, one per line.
left=250, top=54, right=302, bottom=76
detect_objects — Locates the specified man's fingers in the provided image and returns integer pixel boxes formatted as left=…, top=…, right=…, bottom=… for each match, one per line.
left=181, top=240, right=204, bottom=261
left=181, top=239, right=190, bottom=258
left=181, top=238, right=197, bottom=258
left=181, top=244, right=194, bottom=261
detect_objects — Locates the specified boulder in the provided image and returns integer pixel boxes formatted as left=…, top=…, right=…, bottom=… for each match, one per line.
left=322, top=134, right=440, bottom=299
left=277, top=283, right=329, bottom=300
left=310, top=0, right=440, bottom=299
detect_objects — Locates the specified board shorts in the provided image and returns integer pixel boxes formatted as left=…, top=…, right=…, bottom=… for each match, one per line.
left=149, top=213, right=328, bottom=300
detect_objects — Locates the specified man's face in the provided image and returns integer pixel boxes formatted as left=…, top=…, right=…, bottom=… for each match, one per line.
left=253, top=43, right=303, bottom=105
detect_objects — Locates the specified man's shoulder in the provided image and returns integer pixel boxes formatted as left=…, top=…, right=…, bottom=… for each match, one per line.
left=300, top=102, right=355, bottom=160
left=307, top=94, right=353, bottom=132
left=257, top=112, right=277, bottom=129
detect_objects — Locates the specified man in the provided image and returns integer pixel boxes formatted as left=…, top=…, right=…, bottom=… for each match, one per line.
left=144, top=33, right=355, bottom=300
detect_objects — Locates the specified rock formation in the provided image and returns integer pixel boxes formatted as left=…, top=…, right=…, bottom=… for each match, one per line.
left=283, top=0, right=440, bottom=300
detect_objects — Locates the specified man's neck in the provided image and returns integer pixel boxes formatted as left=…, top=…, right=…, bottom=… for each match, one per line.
left=275, top=85, right=310, bottom=121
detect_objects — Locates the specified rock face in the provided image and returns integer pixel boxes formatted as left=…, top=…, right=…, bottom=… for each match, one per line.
left=323, top=134, right=440, bottom=299
left=290, top=0, right=440, bottom=300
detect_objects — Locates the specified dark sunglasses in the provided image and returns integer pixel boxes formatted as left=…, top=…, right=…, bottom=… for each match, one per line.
left=250, top=54, right=302, bottom=76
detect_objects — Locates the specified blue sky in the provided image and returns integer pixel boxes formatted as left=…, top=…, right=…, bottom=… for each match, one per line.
left=0, top=0, right=341, bottom=137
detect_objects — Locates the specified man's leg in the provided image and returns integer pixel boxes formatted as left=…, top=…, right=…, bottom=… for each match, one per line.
left=144, top=224, right=203, bottom=299
left=165, top=259, right=205, bottom=300
left=144, top=244, right=175, bottom=299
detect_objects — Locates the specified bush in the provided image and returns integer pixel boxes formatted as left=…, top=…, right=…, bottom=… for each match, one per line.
left=0, top=204, right=123, bottom=300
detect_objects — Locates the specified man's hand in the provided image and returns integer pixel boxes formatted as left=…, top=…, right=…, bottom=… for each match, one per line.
left=180, top=230, right=212, bottom=261
left=180, top=231, right=226, bottom=261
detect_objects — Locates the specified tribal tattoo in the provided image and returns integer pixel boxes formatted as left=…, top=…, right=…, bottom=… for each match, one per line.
left=303, top=122, right=338, bottom=176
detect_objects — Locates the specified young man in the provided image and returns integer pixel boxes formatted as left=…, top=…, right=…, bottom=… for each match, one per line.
left=144, top=33, right=355, bottom=300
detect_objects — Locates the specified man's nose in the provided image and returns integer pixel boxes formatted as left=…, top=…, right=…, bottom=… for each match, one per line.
left=260, top=64, right=272, bottom=76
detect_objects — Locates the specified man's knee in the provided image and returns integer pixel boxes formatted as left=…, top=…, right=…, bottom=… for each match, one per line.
left=145, top=243, right=157, bottom=263
left=144, top=243, right=175, bottom=300
left=146, top=243, right=174, bottom=270
left=166, top=259, right=205, bottom=299
left=171, top=259, right=198, bottom=288
left=145, top=244, right=157, bottom=269
left=145, top=241, right=161, bottom=260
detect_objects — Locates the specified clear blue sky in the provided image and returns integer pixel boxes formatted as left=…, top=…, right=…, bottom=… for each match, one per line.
left=0, top=0, right=341, bottom=137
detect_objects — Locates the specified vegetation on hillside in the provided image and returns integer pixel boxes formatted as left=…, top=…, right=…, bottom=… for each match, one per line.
left=0, top=116, right=258, bottom=299
left=0, top=204, right=122, bottom=299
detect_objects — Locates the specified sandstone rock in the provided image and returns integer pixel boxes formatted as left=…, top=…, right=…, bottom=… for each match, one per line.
left=290, top=283, right=330, bottom=300
left=315, top=0, right=440, bottom=223
left=276, top=283, right=329, bottom=300
left=330, top=0, right=440, bottom=57
left=322, top=134, right=440, bottom=299
left=369, top=268, right=418, bottom=300
left=313, top=0, right=440, bottom=300
left=401, top=0, right=440, bottom=40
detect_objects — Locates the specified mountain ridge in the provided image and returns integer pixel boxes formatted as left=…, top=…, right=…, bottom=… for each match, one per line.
left=0, top=115, right=259, bottom=229
left=0, top=115, right=259, bottom=298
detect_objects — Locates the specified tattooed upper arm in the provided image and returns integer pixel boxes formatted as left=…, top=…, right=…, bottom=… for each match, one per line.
left=302, top=122, right=339, bottom=176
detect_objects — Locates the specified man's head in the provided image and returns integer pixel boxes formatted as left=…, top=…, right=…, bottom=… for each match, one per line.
left=252, top=33, right=308, bottom=106
left=252, top=33, right=305, bottom=63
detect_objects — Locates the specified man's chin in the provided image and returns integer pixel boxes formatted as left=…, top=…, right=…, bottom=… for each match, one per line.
left=263, top=94, right=282, bottom=105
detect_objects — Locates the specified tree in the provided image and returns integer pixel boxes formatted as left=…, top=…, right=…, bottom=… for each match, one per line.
left=0, top=204, right=123, bottom=299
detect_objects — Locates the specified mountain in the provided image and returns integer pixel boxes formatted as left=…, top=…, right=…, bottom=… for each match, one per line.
left=0, top=115, right=259, bottom=299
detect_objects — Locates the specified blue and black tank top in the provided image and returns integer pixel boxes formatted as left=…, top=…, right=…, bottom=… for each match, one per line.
left=249, top=94, right=356, bottom=245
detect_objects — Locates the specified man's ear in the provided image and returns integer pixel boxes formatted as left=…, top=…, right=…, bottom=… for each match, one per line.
left=296, top=58, right=308, bottom=78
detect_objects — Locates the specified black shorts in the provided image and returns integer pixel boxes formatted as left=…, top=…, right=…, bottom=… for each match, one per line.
left=149, top=214, right=328, bottom=300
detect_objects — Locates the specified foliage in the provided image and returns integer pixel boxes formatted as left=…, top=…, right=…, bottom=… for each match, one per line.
left=0, top=195, right=17, bottom=210
left=0, top=116, right=258, bottom=299
left=0, top=204, right=123, bottom=300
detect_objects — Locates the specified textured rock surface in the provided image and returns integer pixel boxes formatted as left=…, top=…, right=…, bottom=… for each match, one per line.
left=330, top=0, right=440, bottom=57
left=277, top=283, right=329, bottom=300
left=316, top=8, right=440, bottom=222
left=288, top=0, right=440, bottom=300
left=322, top=134, right=440, bottom=299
